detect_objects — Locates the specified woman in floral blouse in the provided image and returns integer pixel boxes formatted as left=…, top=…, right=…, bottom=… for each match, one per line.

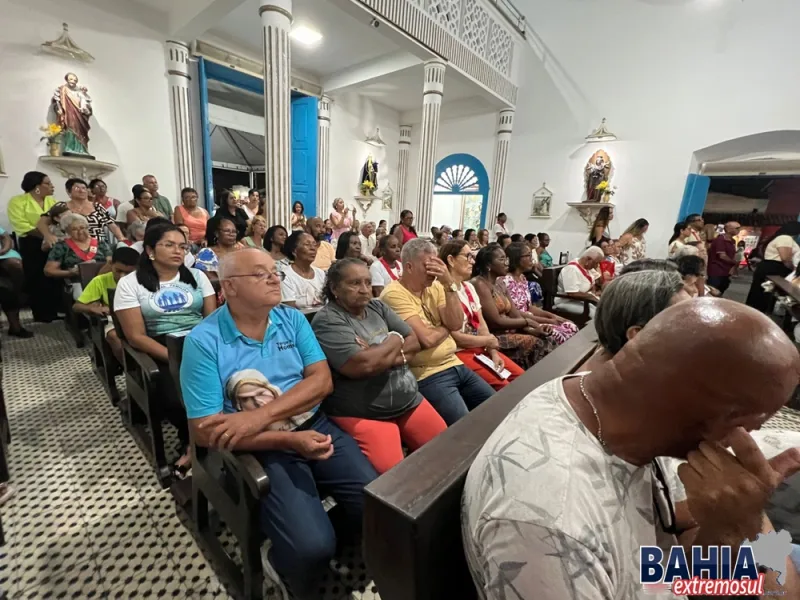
left=618, top=218, right=649, bottom=265
left=499, top=242, right=579, bottom=346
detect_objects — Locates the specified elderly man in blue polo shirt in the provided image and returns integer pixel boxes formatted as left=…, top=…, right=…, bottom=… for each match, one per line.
left=180, top=248, right=377, bottom=599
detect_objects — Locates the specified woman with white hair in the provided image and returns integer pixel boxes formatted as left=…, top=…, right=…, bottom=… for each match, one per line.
left=45, top=212, right=112, bottom=299
left=555, top=246, right=604, bottom=317
left=117, top=220, right=146, bottom=253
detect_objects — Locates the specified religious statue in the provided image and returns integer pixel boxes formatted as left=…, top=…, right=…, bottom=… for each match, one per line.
left=584, top=150, right=612, bottom=202
left=381, top=182, right=394, bottom=210
left=52, top=72, right=93, bottom=156
left=360, top=155, right=379, bottom=196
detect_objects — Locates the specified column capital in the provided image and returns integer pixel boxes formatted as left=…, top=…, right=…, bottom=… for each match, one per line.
left=496, top=109, right=515, bottom=135
left=399, top=125, right=412, bottom=144
left=259, top=0, right=293, bottom=21
left=318, top=95, right=332, bottom=121
left=166, top=40, right=191, bottom=80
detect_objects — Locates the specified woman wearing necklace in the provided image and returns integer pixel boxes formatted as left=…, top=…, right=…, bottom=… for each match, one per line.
left=500, top=242, right=579, bottom=347
left=173, top=187, right=209, bottom=245
left=311, top=258, right=445, bottom=473
left=471, top=244, right=555, bottom=369
left=370, top=233, right=403, bottom=296
left=281, top=231, right=326, bottom=308
left=127, top=185, right=166, bottom=225
left=264, top=224, right=290, bottom=271
left=439, top=240, right=523, bottom=390
left=291, top=201, right=307, bottom=231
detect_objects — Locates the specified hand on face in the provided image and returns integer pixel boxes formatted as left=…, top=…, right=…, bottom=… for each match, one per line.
left=677, top=427, right=800, bottom=542
left=426, top=257, right=453, bottom=287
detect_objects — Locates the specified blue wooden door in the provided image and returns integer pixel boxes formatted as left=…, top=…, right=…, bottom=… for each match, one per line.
left=291, top=96, right=318, bottom=217
left=678, top=174, right=710, bottom=221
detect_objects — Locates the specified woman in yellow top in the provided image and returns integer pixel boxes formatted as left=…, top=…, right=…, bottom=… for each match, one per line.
left=7, top=171, right=61, bottom=322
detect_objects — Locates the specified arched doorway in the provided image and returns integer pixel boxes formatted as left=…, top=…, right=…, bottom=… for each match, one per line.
left=432, top=153, right=490, bottom=230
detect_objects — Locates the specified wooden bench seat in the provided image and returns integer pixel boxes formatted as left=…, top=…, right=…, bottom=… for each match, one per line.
left=363, top=325, right=599, bottom=600
left=539, top=265, right=594, bottom=327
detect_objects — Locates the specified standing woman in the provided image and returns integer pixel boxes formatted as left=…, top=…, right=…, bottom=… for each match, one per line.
left=7, top=171, right=59, bottom=321
left=264, top=225, right=290, bottom=271
left=281, top=231, right=326, bottom=308
left=589, top=206, right=613, bottom=246
left=668, top=221, right=692, bottom=259
left=329, top=198, right=352, bottom=242
left=127, top=184, right=166, bottom=225
left=370, top=233, right=402, bottom=297
left=397, top=210, right=418, bottom=246
left=439, top=241, right=523, bottom=390
left=241, top=215, right=268, bottom=250
left=500, top=242, right=578, bottom=347
left=617, top=218, right=649, bottom=265
left=44, top=178, right=126, bottom=245
left=376, top=219, right=387, bottom=238
left=206, top=189, right=248, bottom=241
left=746, top=222, right=800, bottom=311
left=471, top=244, right=554, bottom=369
left=173, top=187, right=209, bottom=245
left=335, top=231, right=364, bottom=261
left=290, top=201, right=307, bottom=231
left=89, top=179, right=118, bottom=243
left=242, top=189, right=260, bottom=220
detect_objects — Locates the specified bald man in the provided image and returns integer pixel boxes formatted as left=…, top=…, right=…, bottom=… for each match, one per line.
left=180, top=249, right=376, bottom=599
left=463, top=298, right=800, bottom=599
left=306, top=217, right=335, bottom=271
left=707, top=221, right=741, bottom=295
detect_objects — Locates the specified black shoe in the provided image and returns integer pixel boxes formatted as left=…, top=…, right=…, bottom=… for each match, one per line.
left=8, top=328, right=33, bottom=338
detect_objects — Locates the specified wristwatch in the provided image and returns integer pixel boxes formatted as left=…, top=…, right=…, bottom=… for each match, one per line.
left=445, top=282, right=458, bottom=293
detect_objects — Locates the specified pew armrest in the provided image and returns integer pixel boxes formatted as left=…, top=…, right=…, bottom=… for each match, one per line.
left=123, top=342, right=159, bottom=379
left=217, top=449, right=270, bottom=498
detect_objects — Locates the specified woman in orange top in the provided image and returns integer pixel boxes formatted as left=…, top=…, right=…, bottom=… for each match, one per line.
left=173, top=187, right=209, bottom=245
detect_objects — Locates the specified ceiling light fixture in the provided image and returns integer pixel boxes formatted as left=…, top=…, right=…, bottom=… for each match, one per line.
left=585, top=118, right=618, bottom=143
left=290, top=25, right=322, bottom=47
left=365, top=127, right=386, bottom=147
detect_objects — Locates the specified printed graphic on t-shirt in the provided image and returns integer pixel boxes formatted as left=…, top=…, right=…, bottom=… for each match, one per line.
left=151, top=284, right=193, bottom=314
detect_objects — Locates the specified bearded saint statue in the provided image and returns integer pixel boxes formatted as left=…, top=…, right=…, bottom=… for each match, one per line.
left=52, top=72, right=93, bottom=155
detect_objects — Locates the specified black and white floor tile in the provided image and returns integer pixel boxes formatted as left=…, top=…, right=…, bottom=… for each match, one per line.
left=0, top=317, right=378, bottom=599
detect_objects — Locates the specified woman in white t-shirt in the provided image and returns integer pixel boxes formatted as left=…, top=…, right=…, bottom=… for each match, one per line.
left=746, top=222, right=800, bottom=312
left=113, top=223, right=217, bottom=475
left=281, top=231, right=326, bottom=308
left=440, top=240, right=524, bottom=390
left=370, top=233, right=403, bottom=296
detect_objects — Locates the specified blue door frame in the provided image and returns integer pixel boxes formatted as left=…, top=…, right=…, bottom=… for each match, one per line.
left=678, top=173, right=711, bottom=221
left=199, top=61, right=319, bottom=216
left=433, top=153, right=490, bottom=228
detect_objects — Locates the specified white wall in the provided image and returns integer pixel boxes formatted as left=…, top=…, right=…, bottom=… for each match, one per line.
left=481, top=0, right=800, bottom=259
left=327, top=93, right=400, bottom=227
left=0, top=0, right=177, bottom=228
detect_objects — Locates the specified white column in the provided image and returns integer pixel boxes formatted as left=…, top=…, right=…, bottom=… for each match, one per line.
left=414, top=59, right=446, bottom=234
left=317, top=94, right=331, bottom=218
left=487, top=109, right=515, bottom=224
left=397, top=124, right=412, bottom=214
left=260, top=0, right=293, bottom=229
left=166, top=40, right=195, bottom=191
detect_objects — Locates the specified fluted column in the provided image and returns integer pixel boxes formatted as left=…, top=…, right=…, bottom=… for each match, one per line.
left=166, top=40, right=195, bottom=191
left=397, top=125, right=412, bottom=213
left=317, top=94, right=331, bottom=218
left=487, top=109, right=515, bottom=224
left=260, top=0, right=292, bottom=229
left=414, top=59, right=446, bottom=234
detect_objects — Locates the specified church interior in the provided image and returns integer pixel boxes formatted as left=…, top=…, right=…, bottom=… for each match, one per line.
left=2, top=0, right=800, bottom=598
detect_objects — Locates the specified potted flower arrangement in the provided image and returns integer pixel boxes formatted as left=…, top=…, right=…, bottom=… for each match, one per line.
left=40, top=124, right=64, bottom=157
left=596, top=180, right=616, bottom=202
left=360, top=179, right=375, bottom=197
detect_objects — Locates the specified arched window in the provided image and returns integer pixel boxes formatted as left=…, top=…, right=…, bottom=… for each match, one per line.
left=432, top=154, right=489, bottom=231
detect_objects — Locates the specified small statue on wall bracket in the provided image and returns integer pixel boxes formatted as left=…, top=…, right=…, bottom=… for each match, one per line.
left=360, top=155, right=379, bottom=196
left=52, top=72, right=94, bottom=157
left=584, top=149, right=612, bottom=202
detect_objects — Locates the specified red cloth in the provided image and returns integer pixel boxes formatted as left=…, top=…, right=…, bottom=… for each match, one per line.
left=457, top=348, right=525, bottom=391
left=599, top=260, right=615, bottom=280
left=331, top=398, right=446, bottom=474
left=58, top=87, right=90, bottom=147
left=707, top=236, right=736, bottom=277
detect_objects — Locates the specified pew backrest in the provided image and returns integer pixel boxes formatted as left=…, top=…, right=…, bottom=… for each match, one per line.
left=363, top=325, right=599, bottom=600
left=78, top=261, right=104, bottom=289
left=539, top=265, right=565, bottom=311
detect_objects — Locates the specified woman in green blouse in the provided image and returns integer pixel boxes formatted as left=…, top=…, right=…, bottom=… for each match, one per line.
left=7, top=171, right=60, bottom=322
left=45, top=213, right=111, bottom=300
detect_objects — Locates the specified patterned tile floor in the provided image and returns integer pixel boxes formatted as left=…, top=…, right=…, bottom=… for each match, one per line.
left=0, top=317, right=379, bottom=599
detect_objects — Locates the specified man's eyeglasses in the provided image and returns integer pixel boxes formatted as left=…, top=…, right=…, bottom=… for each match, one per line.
left=226, top=270, right=285, bottom=283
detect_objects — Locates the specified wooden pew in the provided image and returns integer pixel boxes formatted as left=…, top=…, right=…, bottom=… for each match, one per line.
left=363, top=325, right=599, bottom=600
left=78, top=262, right=121, bottom=405
left=539, top=265, right=593, bottom=327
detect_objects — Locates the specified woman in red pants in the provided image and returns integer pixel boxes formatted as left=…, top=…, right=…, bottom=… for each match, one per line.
left=311, top=258, right=447, bottom=474
left=438, top=240, right=524, bottom=390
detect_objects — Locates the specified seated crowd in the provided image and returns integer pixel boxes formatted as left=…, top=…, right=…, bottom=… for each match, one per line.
left=6, top=169, right=800, bottom=599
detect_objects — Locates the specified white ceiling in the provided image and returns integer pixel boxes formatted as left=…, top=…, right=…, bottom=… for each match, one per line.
left=211, top=0, right=403, bottom=78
